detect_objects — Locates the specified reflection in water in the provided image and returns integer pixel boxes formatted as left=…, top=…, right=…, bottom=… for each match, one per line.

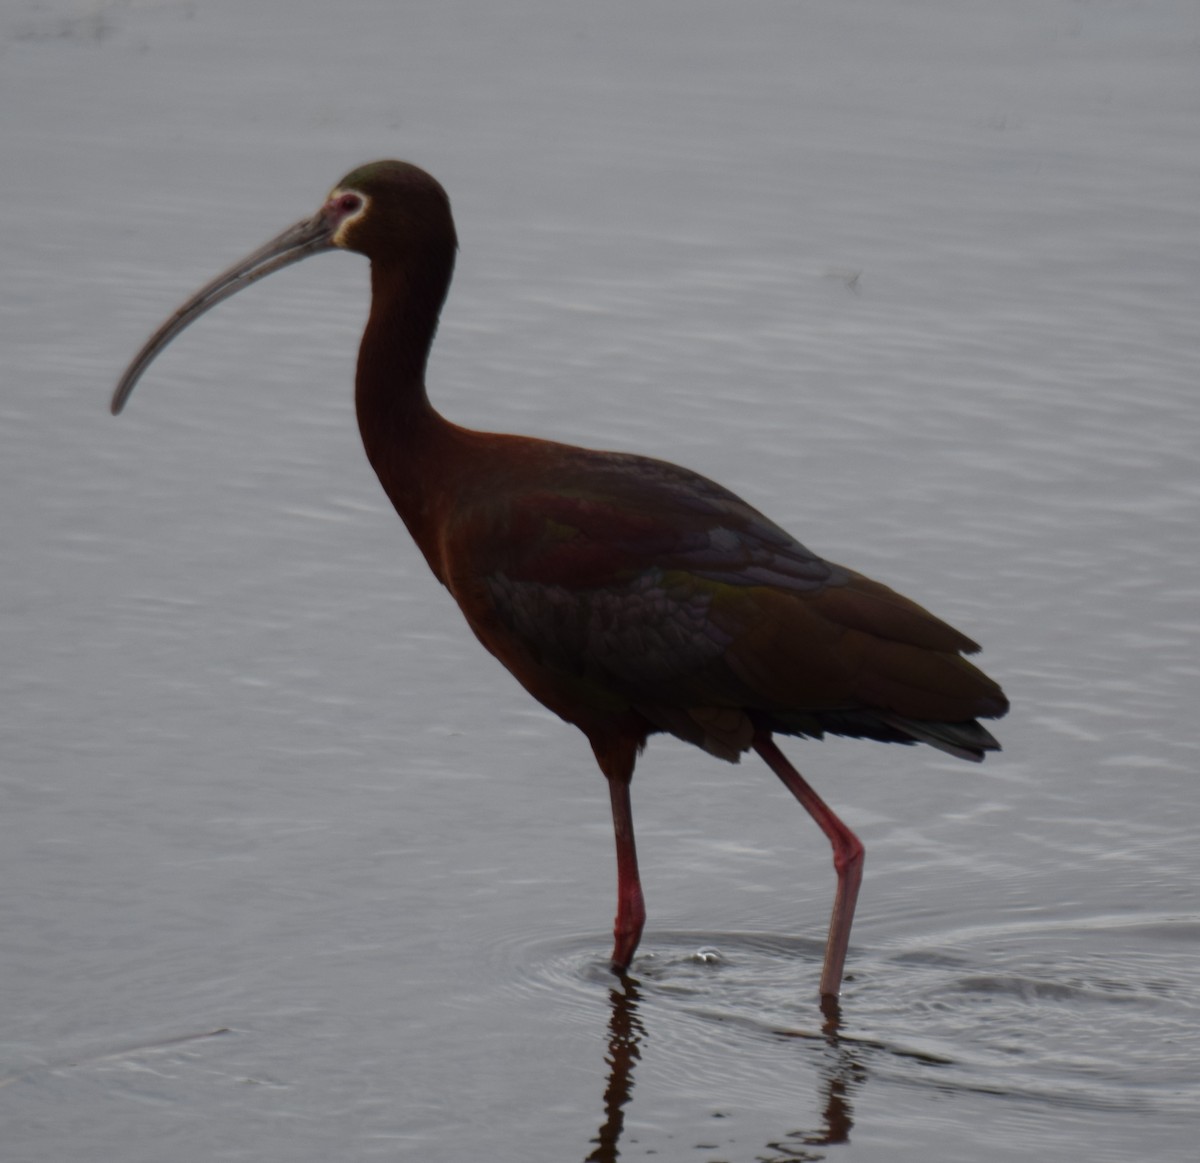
left=584, top=977, right=864, bottom=1161
left=584, top=974, right=644, bottom=1163
left=800, top=996, right=864, bottom=1148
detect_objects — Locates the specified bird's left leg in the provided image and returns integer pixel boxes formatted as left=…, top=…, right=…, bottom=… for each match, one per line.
left=753, top=732, right=864, bottom=999
left=593, top=737, right=646, bottom=974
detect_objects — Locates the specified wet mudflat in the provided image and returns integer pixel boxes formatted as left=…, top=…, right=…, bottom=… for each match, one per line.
left=2, top=1, right=1198, bottom=1160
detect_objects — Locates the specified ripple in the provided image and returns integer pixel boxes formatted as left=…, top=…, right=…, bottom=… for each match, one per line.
left=498, top=914, right=1200, bottom=1118
left=849, top=914, right=1200, bottom=1109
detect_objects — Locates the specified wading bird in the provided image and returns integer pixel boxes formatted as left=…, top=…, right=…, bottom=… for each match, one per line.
left=113, top=161, right=1007, bottom=998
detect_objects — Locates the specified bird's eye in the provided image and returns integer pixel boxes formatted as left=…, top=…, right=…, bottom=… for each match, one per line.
left=336, top=192, right=363, bottom=215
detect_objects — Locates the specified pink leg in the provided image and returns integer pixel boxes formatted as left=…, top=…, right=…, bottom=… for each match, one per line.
left=753, top=733, right=865, bottom=998
left=607, top=772, right=646, bottom=973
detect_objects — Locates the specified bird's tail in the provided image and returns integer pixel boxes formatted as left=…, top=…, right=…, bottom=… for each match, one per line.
left=879, top=714, right=1002, bottom=763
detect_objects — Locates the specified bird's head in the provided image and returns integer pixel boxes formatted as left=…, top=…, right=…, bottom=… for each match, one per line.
left=323, top=160, right=456, bottom=266
left=111, top=160, right=456, bottom=415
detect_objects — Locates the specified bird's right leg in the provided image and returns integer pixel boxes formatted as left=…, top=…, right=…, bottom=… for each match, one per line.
left=594, top=737, right=645, bottom=973
left=753, top=732, right=864, bottom=999
left=607, top=774, right=645, bottom=972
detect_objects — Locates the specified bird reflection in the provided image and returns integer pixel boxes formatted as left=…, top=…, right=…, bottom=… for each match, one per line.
left=584, top=974, right=644, bottom=1162
left=584, top=973, right=864, bottom=1162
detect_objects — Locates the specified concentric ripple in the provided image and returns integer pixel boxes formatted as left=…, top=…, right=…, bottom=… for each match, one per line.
left=497, top=913, right=1200, bottom=1118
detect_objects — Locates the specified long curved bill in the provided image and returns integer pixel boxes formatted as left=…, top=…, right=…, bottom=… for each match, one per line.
left=111, top=211, right=336, bottom=415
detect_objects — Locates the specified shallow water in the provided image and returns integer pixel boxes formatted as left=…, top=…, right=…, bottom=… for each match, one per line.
left=3, top=1, right=1199, bottom=1160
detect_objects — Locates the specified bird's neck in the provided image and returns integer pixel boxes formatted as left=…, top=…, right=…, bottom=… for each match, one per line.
left=360, top=257, right=448, bottom=382
left=354, top=259, right=464, bottom=579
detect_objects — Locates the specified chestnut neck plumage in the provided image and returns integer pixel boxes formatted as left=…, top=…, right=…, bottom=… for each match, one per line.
left=353, top=246, right=465, bottom=576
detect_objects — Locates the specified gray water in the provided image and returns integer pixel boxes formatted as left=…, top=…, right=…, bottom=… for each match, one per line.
left=3, top=1, right=1198, bottom=1160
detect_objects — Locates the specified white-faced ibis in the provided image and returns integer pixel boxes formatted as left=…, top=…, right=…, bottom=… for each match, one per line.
left=112, top=161, right=1007, bottom=998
